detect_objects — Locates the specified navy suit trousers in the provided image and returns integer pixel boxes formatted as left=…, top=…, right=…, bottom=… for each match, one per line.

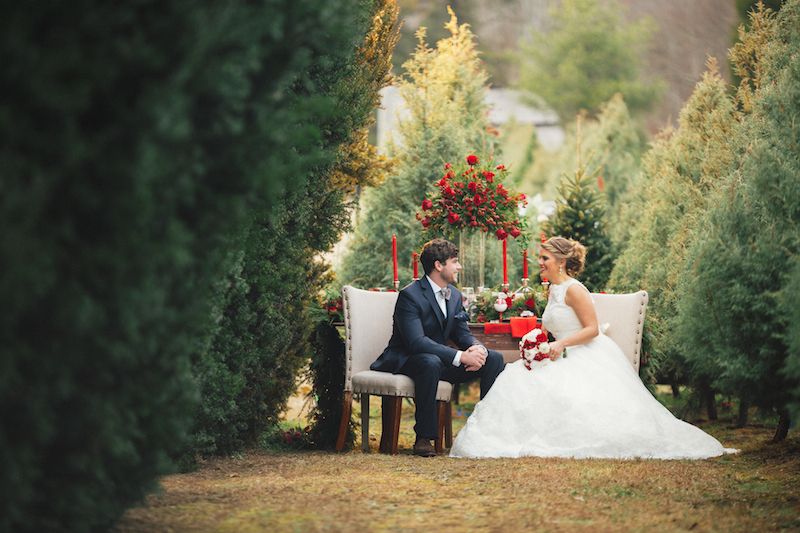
left=398, top=349, right=506, bottom=440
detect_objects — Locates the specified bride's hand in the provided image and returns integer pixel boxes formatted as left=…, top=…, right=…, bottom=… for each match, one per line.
left=549, top=341, right=565, bottom=360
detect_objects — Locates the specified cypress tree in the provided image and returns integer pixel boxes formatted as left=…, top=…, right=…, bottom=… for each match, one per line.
left=0, top=1, right=371, bottom=529
left=531, top=94, right=645, bottom=245
left=676, top=2, right=800, bottom=440
left=185, top=0, right=400, bottom=459
left=338, top=7, right=497, bottom=288
left=608, top=63, right=739, bottom=388
left=543, top=147, right=615, bottom=293
left=518, top=0, right=661, bottom=121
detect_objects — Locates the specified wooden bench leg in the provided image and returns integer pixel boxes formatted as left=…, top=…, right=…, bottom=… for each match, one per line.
left=360, top=394, right=370, bottom=453
left=380, top=396, right=402, bottom=454
left=435, top=401, right=448, bottom=454
left=444, top=401, right=453, bottom=448
left=390, top=397, right=402, bottom=454
left=335, top=391, right=353, bottom=452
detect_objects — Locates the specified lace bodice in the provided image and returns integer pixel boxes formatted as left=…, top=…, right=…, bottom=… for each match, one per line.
left=541, top=278, right=587, bottom=340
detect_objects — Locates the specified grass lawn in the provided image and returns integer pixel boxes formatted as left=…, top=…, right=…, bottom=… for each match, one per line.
left=117, top=385, right=800, bottom=532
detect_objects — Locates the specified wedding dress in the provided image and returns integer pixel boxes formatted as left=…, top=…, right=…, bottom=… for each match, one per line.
left=450, top=278, right=737, bottom=459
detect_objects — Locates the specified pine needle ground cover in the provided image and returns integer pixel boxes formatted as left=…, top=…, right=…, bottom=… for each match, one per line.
left=118, top=387, right=800, bottom=531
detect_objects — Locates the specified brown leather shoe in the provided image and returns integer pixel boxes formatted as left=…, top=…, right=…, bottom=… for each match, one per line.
left=413, top=438, right=436, bottom=457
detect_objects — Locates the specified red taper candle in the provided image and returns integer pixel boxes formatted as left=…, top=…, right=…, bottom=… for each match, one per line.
left=502, top=238, right=508, bottom=285
left=412, top=251, right=419, bottom=279
left=392, top=234, right=398, bottom=283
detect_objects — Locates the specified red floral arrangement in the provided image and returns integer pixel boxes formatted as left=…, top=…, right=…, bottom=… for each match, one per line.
left=416, top=154, right=528, bottom=241
left=519, top=327, right=552, bottom=371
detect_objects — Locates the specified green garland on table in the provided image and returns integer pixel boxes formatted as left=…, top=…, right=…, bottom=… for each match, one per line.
left=471, top=284, right=548, bottom=322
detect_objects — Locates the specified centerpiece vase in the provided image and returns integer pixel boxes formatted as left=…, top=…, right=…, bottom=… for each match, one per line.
left=458, top=229, right=486, bottom=291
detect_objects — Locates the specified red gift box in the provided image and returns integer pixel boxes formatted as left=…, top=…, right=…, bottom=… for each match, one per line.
left=510, top=316, right=539, bottom=338
left=483, top=322, right=512, bottom=335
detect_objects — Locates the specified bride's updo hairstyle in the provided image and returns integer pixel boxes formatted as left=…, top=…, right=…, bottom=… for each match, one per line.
left=541, top=236, right=587, bottom=277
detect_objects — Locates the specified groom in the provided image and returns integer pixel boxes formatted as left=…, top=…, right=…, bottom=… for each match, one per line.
left=370, top=238, right=505, bottom=456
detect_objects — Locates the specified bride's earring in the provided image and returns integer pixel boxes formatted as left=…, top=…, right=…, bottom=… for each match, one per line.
left=559, top=264, right=564, bottom=275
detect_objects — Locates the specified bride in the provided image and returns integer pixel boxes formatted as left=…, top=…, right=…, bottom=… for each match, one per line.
left=450, top=236, right=737, bottom=460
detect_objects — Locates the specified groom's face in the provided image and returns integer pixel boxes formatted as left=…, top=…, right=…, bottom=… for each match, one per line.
left=437, top=256, right=461, bottom=284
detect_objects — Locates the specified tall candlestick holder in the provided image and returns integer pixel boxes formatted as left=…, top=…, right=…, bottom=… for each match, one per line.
left=512, top=278, right=531, bottom=298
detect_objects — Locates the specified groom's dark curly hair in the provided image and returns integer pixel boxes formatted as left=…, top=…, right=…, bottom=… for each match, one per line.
left=420, top=238, right=459, bottom=275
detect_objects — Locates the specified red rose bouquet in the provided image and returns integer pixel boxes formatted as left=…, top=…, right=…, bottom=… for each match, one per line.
left=519, top=327, right=552, bottom=371
left=416, top=154, right=528, bottom=243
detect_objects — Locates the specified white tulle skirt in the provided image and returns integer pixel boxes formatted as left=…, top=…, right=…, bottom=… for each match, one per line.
left=450, top=335, right=737, bottom=460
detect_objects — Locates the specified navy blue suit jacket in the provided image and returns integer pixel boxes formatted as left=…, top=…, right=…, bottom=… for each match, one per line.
left=370, top=278, right=477, bottom=374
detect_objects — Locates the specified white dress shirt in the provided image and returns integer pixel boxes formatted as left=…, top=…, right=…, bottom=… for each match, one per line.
left=426, top=275, right=462, bottom=367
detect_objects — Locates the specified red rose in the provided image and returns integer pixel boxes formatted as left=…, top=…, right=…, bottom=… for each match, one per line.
left=482, top=171, right=495, bottom=183
left=510, top=228, right=521, bottom=238
left=518, top=193, right=526, bottom=201
left=444, top=186, right=455, bottom=197
left=468, top=181, right=478, bottom=192
left=444, top=162, right=452, bottom=169
left=466, top=154, right=479, bottom=165
left=536, top=332, right=548, bottom=343
left=421, top=198, right=433, bottom=210
left=421, top=217, right=431, bottom=228
left=525, top=298, right=536, bottom=310
left=448, top=212, right=460, bottom=224
left=470, top=220, right=478, bottom=227
left=496, top=164, right=505, bottom=170
left=497, top=184, right=508, bottom=197
left=505, top=296, right=513, bottom=308
left=489, top=200, right=496, bottom=208
left=496, top=228, right=508, bottom=240
left=473, top=194, right=484, bottom=205
left=437, top=178, right=447, bottom=187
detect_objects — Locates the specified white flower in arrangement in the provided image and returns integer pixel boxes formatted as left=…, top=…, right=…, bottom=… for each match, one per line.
left=539, top=342, right=551, bottom=354
left=519, top=327, right=554, bottom=370
left=519, top=328, right=542, bottom=350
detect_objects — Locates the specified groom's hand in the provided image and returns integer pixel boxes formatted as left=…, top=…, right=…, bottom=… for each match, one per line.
left=461, top=345, right=487, bottom=371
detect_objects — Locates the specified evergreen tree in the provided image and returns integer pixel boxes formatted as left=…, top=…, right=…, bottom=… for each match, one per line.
left=184, top=0, right=399, bottom=459
left=676, top=1, right=798, bottom=440
left=529, top=94, right=645, bottom=245
left=307, top=0, right=400, bottom=450
left=609, top=63, right=739, bottom=387
left=783, top=258, right=800, bottom=420
left=0, top=1, right=369, bottom=529
left=518, top=0, right=661, bottom=122
left=338, top=7, right=497, bottom=288
left=543, top=153, right=614, bottom=292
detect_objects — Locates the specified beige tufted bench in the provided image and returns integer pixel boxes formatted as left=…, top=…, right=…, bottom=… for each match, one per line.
left=334, top=286, right=648, bottom=454
left=335, top=286, right=454, bottom=454
left=591, top=291, right=649, bottom=372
